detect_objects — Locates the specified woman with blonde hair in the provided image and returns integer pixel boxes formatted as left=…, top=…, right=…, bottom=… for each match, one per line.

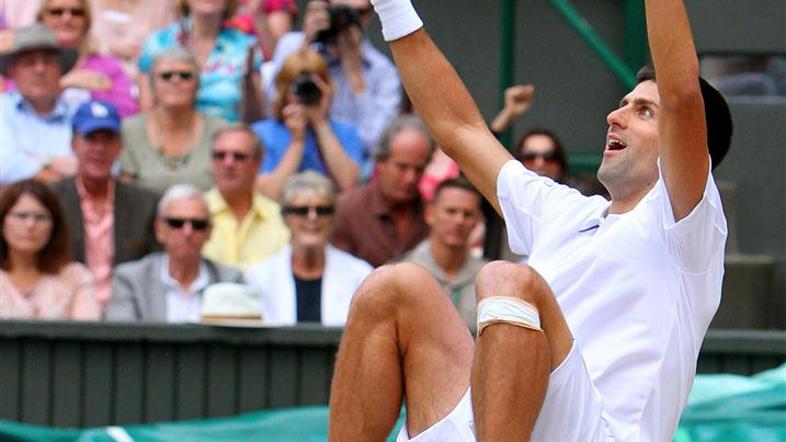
left=251, top=49, right=363, bottom=199
left=120, top=47, right=230, bottom=192
left=245, top=171, right=372, bottom=326
left=0, top=180, right=99, bottom=320
left=136, top=0, right=264, bottom=123
left=36, top=0, right=138, bottom=116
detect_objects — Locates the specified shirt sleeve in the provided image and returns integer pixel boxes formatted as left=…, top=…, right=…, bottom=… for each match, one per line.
left=657, top=168, right=728, bottom=274
left=350, top=61, right=402, bottom=153
left=497, top=160, right=591, bottom=256
left=333, top=122, right=365, bottom=166
left=67, top=264, right=101, bottom=320
left=0, top=115, right=44, bottom=184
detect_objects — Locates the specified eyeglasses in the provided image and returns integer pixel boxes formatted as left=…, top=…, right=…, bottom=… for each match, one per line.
left=45, top=7, right=86, bottom=17
left=517, top=151, right=558, bottom=162
left=7, top=211, right=52, bottom=224
left=282, top=206, right=335, bottom=217
left=163, top=217, right=210, bottom=230
left=211, top=151, right=250, bottom=162
left=157, top=71, right=195, bottom=81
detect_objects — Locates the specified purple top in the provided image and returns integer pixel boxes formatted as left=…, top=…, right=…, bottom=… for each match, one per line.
left=78, top=53, right=139, bottom=117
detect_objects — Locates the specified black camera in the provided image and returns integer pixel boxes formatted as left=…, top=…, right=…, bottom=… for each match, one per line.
left=314, top=5, right=361, bottom=46
left=291, top=73, right=322, bottom=106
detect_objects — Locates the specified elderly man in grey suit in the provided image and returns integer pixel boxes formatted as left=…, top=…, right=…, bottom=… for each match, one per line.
left=105, top=185, right=243, bottom=323
left=52, top=100, right=159, bottom=310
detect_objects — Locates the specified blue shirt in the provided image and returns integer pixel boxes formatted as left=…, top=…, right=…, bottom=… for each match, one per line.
left=139, top=20, right=262, bottom=123
left=267, top=32, right=401, bottom=159
left=0, top=91, right=75, bottom=185
left=251, top=119, right=364, bottom=176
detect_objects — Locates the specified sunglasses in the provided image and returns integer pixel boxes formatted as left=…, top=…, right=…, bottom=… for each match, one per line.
left=163, top=217, right=210, bottom=230
left=157, top=71, right=195, bottom=81
left=517, top=151, right=558, bottom=162
left=211, top=151, right=250, bottom=162
left=282, top=205, right=335, bottom=217
left=46, top=7, right=86, bottom=17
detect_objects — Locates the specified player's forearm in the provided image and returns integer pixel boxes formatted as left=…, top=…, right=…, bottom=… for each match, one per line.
left=644, top=0, right=701, bottom=105
left=389, top=30, right=487, bottom=156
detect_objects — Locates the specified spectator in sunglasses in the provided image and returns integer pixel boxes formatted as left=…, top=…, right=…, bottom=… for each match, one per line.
left=36, top=0, right=138, bottom=116
left=202, top=125, right=289, bottom=269
left=514, top=128, right=569, bottom=183
left=0, top=179, right=99, bottom=320
left=119, top=48, right=230, bottom=192
left=245, top=171, right=371, bottom=326
left=106, top=184, right=243, bottom=323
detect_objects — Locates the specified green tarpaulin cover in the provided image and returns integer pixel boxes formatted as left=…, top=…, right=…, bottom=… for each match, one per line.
left=2, top=364, right=784, bottom=442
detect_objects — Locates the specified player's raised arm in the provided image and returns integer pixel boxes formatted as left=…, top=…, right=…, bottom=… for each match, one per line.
left=645, top=0, right=708, bottom=221
left=372, top=0, right=512, bottom=213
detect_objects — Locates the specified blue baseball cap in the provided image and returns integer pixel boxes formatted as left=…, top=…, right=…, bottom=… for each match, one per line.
left=72, top=100, right=121, bottom=135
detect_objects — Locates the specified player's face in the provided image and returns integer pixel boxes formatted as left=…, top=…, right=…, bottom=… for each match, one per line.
left=597, top=80, right=661, bottom=199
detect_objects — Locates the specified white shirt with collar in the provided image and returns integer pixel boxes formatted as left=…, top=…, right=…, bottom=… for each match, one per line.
left=498, top=159, right=727, bottom=442
left=160, top=255, right=210, bottom=324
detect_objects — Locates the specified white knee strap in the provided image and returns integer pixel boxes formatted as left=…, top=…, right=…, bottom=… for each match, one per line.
left=476, top=296, right=542, bottom=335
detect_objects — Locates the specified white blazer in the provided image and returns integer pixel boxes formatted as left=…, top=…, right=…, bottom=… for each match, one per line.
left=245, top=244, right=373, bottom=326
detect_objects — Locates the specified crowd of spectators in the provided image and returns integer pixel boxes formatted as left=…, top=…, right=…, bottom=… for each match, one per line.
left=1, top=0, right=598, bottom=328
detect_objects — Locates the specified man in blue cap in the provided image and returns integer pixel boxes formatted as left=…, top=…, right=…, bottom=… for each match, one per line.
left=52, top=100, right=159, bottom=310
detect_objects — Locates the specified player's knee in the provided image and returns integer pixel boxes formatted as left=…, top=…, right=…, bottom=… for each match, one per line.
left=350, top=262, right=432, bottom=317
left=475, top=261, right=549, bottom=308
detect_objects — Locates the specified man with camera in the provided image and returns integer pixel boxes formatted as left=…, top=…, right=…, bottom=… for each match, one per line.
left=266, top=0, right=401, bottom=166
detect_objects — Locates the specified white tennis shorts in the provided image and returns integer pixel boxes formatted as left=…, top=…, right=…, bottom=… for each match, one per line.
left=397, top=341, right=615, bottom=442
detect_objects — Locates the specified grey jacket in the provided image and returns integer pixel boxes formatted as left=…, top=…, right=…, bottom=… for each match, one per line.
left=105, top=252, right=243, bottom=322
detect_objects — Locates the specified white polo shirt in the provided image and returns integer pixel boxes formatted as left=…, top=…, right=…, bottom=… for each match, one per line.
left=497, top=160, right=727, bottom=442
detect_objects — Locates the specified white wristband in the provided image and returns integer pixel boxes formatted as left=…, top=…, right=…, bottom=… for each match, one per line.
left=371, top=0, right=423, bottom=42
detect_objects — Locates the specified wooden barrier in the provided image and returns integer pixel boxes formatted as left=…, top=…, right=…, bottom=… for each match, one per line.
left=0, top=321, right=783, bottom=428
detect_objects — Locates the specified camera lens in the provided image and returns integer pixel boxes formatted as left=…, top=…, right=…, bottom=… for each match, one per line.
left=291, top=73, right=322, bottom=106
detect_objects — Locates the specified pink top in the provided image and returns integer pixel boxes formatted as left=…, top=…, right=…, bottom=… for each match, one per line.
left=0, top=263, right=100, bottom=320
left=78, top=53, right=139, bottom=117
left=76, top=178, right=115, bottom=308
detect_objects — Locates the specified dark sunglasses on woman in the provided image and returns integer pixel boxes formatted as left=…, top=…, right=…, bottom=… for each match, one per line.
left=282, top=206, right=335, bottom=217
left=158, top=71, right=195, bottom=81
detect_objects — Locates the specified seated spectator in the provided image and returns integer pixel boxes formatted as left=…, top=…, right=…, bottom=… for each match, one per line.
left=0, top=179, right=99, bottom=320
left=514, top=128, right=607, bottom=197
left=401, top=177, right=486, bottom=330
left=252, top=49, right=363, bottom=199
left=246, top=171, right=371, bottom=326
left=137, top=0, right=264, bottom=123
left=36, top=0, right=138, bottom=116
left=202, top=126, right=289, bottom=268
left=52, top=100, right=159, bottom=310
left=331, top=115, right=433, bottom=267
left=225, top=0, right=297, bottom=60
left=0, top=23, right=79, bottom=185
left=105, top=184, right=242, bottom=323
left=267, top=0, right=401, bottom=162
left=88, top=0, right=175, bottom=77
left=120, top=48, right=230, bottom=192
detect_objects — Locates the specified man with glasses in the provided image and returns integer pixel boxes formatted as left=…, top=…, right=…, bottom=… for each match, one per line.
left=106, top=184, right=243, bottom=323
left=0, top=24, right=78, bottom=185
left=202, top=126, right=289, bottom=269
left=52, top=100, right=159, bottom=311
left=266, top=0, right=401, bottom=164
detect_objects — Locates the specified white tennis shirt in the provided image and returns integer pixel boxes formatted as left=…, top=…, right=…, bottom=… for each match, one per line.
left=497, top=160, right=727, bottom=442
